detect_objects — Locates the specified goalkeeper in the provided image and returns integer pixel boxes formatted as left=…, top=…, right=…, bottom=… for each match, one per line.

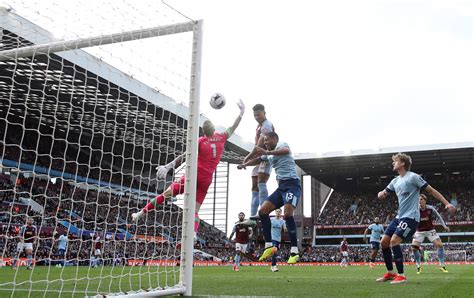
left=132, top=100, right=245, bottom=238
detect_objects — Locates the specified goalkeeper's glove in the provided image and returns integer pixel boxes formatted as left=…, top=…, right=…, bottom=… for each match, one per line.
left=156, top=160, right=175, bottom=179
left=237, top=99, right=245, bottom=117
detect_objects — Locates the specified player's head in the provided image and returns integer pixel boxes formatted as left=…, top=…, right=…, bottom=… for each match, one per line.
left=27, top=217, right=33, bottom=225
left=374, top=217, right=380, bottom=224
left=238, top=212, right=245, bottom=222
left=275, top=209, right=282, bottom=218
left=263, top=131, right=279, bottom=150
left=391, top=153, right=412, bottom=172
left=419, top=194, right=427, bottom=208
left=252, top=104, right=266, bottom=124
left=202, top=120, right=215, bottom=137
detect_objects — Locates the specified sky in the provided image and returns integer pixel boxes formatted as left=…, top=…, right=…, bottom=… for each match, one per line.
left=164, top=0, right=474, bottom=232
left=5, top=0, right=474, bottom=234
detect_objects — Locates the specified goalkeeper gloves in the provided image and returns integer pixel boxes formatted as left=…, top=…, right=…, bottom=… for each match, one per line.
left=156, top=160, right=175, bottom=179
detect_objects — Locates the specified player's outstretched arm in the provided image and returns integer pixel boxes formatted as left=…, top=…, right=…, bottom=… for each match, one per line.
left=238, top=157, right=261, bottom=169
left=430, top=206, right=449, bottom=231
left=248, top=227, right=253, bottom=238
left=424, top=185, right=456, bottom=213
left=255, top=145, right=289, bottom=156
left=228, top=225, right=236, bottom=241
left=226, top=99, right=245, bottom=137
left=156, top=153, right=185, bottom=179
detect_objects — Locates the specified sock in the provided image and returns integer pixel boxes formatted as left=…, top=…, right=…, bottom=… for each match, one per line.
left=285, top=216, right=298, bottom=247
left=392, top=245, right=404, bottom=274
left=12, top=258, right=17, bottom=267
left=290, top=246, right=299, bottom=255
left=271, top=251, right=277, bottom=266
left=194, top=213, right=200, bottom=234
left=235, top=254, right=241, bottom=267
left=91, top=256, right=95, bottom=267
left=370, top=258, right=375, bottom=263
left=257, top=183, right=268, bottom=207
left=259, top=211, right=272, bottom=242
left=27, top=254, right=32, bottom=266
left=250, top=191, right=259, bottom=216
left=382, top=247, right=394, bottom=271
left=143, top=194, right=165, bottom=212
left=414, top=249, right=421, bottom=267
left=437, top=247, right=445, bottom=266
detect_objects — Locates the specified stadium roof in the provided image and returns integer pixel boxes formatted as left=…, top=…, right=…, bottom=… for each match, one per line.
left=294, top=142, right=474, bottom=185
left=0, top=10, right=252, bottom=170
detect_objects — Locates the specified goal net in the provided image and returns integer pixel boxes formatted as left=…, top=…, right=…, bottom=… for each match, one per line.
left=424, top=250, right=467, bottom=264
left=0, top=0, right=201, bottom=296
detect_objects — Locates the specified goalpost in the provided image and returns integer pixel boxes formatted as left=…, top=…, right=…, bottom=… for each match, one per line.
left=0, top=1, right=201, bottom=296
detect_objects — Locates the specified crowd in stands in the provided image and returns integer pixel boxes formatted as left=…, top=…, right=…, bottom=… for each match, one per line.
left=1, top=143, right=473, bottom=266
left=0, top=170, right=226, bottom=264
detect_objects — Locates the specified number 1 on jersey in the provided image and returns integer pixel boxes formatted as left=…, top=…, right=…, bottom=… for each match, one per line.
left=210, top=143, right=217, bottom=159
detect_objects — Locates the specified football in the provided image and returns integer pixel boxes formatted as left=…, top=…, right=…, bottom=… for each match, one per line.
left=209, top=93, right=226, bottom=109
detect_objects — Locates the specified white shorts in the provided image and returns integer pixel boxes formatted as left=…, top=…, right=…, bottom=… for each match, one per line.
left=413, top=230, right=440, bottom=243
left=341, top=251, right=349, bottom=257
left=235, top=243, right=248, bottom=253
left=95, top=249, right=101, bottom=256
left=17, top=242, right=33, bottom=252
left=251, top=161, right=271, bottom=177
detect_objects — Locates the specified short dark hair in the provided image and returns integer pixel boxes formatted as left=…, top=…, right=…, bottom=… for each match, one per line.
left=253, top=104, right=265, bottom=112
left=238, top=212, right=245, bottom=216
left=265, top=131, right=279, bottom=141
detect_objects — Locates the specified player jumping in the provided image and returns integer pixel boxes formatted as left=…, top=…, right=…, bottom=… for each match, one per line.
left=132, top=100, right=245, bottom=239
left=228, top=212, right=253, bottom=272
left=242, top=104, right=275, bottom=217
left=364, top=217, right=384, bottom=269
left=238, top=132, right=301, bottom=264
left=376, top=153, right=455, bottom=284
left=412, top=194, right=450, bottom=274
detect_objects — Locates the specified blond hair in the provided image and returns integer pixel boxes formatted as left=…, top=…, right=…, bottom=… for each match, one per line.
left=392, top=153, right=412, bottom=171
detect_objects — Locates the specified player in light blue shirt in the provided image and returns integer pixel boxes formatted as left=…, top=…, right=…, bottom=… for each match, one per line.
left=270, top=209, right=286, bottom=272
left=238, top=132, right=301, bottom=265
left=364, top=217, right=384, bottom=268
left=376, top=153, right=455, bottom=284
left=57, top=232, right=68, bottom=267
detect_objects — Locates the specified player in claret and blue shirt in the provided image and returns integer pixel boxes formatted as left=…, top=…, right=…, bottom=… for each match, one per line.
left=411, top=194, right=450, bottom=274
left=376, top=153, right=455, bottom=284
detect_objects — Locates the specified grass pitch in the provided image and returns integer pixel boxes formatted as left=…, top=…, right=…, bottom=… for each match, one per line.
left=0, top=264, right=473, bottom=297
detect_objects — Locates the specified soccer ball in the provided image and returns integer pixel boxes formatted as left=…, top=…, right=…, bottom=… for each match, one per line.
left=209, top=93, right=226, bottom=109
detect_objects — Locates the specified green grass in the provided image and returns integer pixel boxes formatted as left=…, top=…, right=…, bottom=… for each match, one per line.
left=1, top=264, right=473, bottom=297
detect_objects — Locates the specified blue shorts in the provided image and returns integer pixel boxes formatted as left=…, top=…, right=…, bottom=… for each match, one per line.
left=384, top=217, right=419, bottom=240
left=58, top=249, right=66, bottom=256
left=370, top=241, right=380, bottom=250
left=267, top=179, right=301, bottom=209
